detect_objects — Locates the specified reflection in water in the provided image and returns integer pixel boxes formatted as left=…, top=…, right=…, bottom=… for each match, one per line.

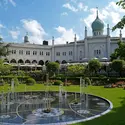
left=0, top=91, right=110, bottom=125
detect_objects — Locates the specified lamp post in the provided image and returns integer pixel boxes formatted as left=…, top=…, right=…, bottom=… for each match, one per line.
left=65, top=67, right=67, bottom=86
left=46, top=73, right=49, bottom=83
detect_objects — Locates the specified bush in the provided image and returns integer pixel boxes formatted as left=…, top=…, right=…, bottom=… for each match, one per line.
left=26, top=71, right=45, bottom=81
left=0, top=79, right=4, bottom=86
left=26, top=78, right=36, bottom=85
left=65, top=82, right=72, bottom=86
left=14, top=77, right=19, bottom=86
left=53, top=80, right=63, bottom=86
left=50, top=77, right=80, bottom=85
left=85, top=77, right=91, bottom=85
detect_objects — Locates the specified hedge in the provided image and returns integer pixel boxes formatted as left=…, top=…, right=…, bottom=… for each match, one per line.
left=50, top=77, right=80, bottom=85
left=26, top=71, right=45, bottom=81
left=90, top=77, right=125, bottom=85
left=50, top=76, right=125, bottom=85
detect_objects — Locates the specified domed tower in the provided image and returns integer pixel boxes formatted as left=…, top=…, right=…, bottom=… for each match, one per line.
left=24, top=32, right=29, bottom=43
left=91, top=7, right=104, bottom=36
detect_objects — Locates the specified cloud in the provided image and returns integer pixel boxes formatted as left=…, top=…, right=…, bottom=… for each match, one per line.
left=0, top=0, right=16, bottom=7
left=78, top=2, right=88, bottom=11
left=63, top=3, right=78, bottom=12
left=9, top=29, right=20, bottom=39
left=63, top=1, right=88, bottom=12
left=21, top=19, right=47, bottom=44
left=0, top=24, right=5, bottom=29
left=54, top=26, right=79, bottom=44
left=61, top=12, right=68, bottom=16
left=8, top=0, right=16, bottom=6
left=0, top=24, right=5, bottom=33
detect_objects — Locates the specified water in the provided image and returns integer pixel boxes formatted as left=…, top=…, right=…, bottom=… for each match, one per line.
left=0, top=91, right=111, bottom=125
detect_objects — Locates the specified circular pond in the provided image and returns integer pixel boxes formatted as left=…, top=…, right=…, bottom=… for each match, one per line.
left=0, top=91, right=113, bottom=125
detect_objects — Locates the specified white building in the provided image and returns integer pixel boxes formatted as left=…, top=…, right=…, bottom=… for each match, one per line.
left=4, top=10, right=124, bottom=65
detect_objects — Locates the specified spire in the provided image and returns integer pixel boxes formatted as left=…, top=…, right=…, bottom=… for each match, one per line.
left=85, top=26, right=87, bottom=38
left=120, top=30, right=122, bottom=41
left=107, top=24, right=110, bottom=36
left=96, top=7, right=98, bottom=19
left=74, top=34, right=77, bottom=42
left=52, top=36, right=54, bottom=46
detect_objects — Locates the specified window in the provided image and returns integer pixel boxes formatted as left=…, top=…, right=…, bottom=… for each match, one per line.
left=99, top=50, right=101, bottom=54
left=62, top=52, right=66, bottom=56
left=12, top=50, right=16, bottom=54
left=26, top=51, right=30, bottom=55
left=80, top=51, right=82, bottom=56
left=40, top=51, right=43, bottom=55
left=19, top=50, right=23, bottom=55
left=46, top=52, right=50, bottom=56
left=33, top=51, right=37, bottom=55
left=69, top=51, right=72, bottom=56
left=94, top=49, right=101, bottom=56
left=56, top=52, right=60, bottom=56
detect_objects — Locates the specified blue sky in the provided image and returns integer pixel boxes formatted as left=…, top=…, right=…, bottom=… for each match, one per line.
left=0, top=0, right=124, bottom=44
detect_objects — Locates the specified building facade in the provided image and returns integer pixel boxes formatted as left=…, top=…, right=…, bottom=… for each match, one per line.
left=4, top=10, right=123, bottom=65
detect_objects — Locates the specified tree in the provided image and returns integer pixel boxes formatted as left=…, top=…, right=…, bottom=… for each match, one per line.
left=67, top=64, right=85, bottom=75
left=88, top=59, right=101, bottom=75
left=110, top=41, right=125, bottom=61
left=112, top=0, right=125, bottom=31
left=0, top=59, right=12, bottom=75
left=111, top=59, right=125, bottom=76
left=46, top=62, right=59, bottom=76
left=0, top=37, right=10, bottom=57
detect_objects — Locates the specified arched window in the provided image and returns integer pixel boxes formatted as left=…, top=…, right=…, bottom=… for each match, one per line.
left=32, top=60, right=37, bottom=64
left=39, top=60, right=44, bottom=65
left=10, top=59, right=16, bottom=63
left=25, top=60, right=31, bottom=64
left=18, top=59, right=24, bottom=64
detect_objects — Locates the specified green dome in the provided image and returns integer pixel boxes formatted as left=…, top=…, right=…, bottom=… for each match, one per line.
left=91, top=17, right=104, bottom=31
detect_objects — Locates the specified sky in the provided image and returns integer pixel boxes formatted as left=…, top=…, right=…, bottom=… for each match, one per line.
left=0, top=0, right=124, bottom=45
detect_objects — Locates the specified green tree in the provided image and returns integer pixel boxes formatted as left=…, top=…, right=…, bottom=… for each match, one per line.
left=0, top=37, right=10, bottom=57
left=88, top=59, right=101, bottom=75
left=111, top=59, right=125, bottom=76
left=46, top=62, right=59, bottom=76
left=112, top=0, right=125, bottom=31
left=0, top=59, right=12, bottom=75
left=67, top=64, right=85, bottom=75
left=110, top=41, right=125, bottom=61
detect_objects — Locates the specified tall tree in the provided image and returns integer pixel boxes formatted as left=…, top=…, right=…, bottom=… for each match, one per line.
left=0, top=59, right=12, bottom=75
left=112, top=0, right=125, bottom=31
left=46, top=62, right=59, bottom=76
left=111, top=59, right=125, bottom=76
left=88, top=59, right=101, bottom=75
left=110, top=41, right=125, bottom=61
left=0, top=37, right=10, bottom=57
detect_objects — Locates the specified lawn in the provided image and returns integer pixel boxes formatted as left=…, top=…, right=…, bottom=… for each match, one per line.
left=0, top=84, right=125, bottom=125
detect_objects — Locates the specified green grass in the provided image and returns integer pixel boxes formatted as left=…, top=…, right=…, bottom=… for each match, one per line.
left=0, top=84, right=125, bottom=125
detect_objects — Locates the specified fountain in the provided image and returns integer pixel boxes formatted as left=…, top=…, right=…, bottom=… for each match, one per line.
left=32, top=84, right=64, bottom=118
left=0, top=77, right=113, bottom=125
left=71, top=77, right=90, bottom=115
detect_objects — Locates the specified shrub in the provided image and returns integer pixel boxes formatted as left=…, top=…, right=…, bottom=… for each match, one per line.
left=0, top=79, right=4, bottom=86
left=26, top=78, right=36, bottom=85
left=26, top=71, right=45, bottom=81
left=65, top=82, right=72, bottom=86
left=14, top=77, right=19, bottom=86
left=53, top=80, right=63, bottom=86
left=85, top=77, right=91, bottom=85
left=50, top=77, right=80, bottom=85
